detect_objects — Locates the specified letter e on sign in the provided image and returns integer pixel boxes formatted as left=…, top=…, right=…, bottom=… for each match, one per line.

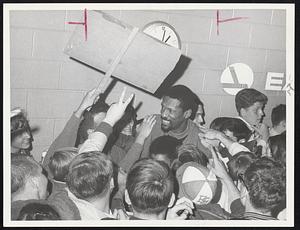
left=220, top=63, right=254, bottom=95
left=265, top=72, right=284, bottom=91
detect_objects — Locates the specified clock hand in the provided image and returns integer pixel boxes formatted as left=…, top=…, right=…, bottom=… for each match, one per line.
left=162, top=30, right=166, bottom=41
left=164, top=35, right=171, bottom=43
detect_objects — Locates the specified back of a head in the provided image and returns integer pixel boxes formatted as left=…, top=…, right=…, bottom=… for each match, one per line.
left=209, top=117, right=231, bottom=131
left=126, top=159, right=174, bottom=215
left=11, top=155, right=41, bottom=195
left=220, top=118, right=252, bottom=142
left=271, top=104, right=286, bottom=127
left=243, top=157, right=286, bottom=213
left=66, top=151, right=113, bottom=201
left=150, top=136, right=181, bottom=164
left=163, top=85, right=196, bottom=112
left=235, top=88, right=268, bottom=114
left=269, top=132, right=286, bottom=165
left=48, top=147, right=78, bottom=182
left=17, top=202, right=61, bottom=220
left=227, top=151, right=257, bottom=181
left=176, top=144, right=209, bottom=168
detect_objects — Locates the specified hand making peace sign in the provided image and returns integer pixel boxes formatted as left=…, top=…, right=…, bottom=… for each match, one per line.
left=103, top=87, right=135, bottom=127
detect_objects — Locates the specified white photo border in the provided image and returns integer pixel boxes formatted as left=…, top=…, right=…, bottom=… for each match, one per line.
left=3, top=3, right=295, bottom=227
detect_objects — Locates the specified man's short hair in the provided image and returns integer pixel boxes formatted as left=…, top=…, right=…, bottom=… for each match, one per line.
left=150, top=136, right=181, bottom=163
left=126, top=159, right=174, bottom=215
left=220, top=118, right=252, bottom=142
left=269, top=132, right=286, bottom=165
left=17, top=202, right=61, bottom=220
left=66, top=151, right=113, bottom=201
left=48, top=147, right=78, bottom=182
left=163, top=85, right=196, bottom=112
left=227, top=151, right=257, bottom=181
left=235, top=88, right=268, bottom=114
left=211, top=117, right=252, bottom=141
left=210, top=117, right=231, bottom=131
left=176, top=144, right=209, bottom=168
left=243, top=157, right=286, bottom=213
left=271, top=104, right=286, bottom=127
left=11, top=112, right=32, bottom=142
left=190, top=94, right=204, bottom=120
left=11, top=155, right=41, bottom=194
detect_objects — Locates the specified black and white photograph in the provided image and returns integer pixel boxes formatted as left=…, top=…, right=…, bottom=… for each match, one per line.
left=3, top=3, right=294, bottom=227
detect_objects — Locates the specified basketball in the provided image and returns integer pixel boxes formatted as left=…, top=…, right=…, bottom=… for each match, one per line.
left=176, top=162, right=218, bottom=205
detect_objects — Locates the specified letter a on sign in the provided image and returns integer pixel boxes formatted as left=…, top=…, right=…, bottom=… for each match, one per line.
left=220, top=63, right=254, bottom=95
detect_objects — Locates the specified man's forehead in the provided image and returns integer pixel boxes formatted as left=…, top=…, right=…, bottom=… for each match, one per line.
left=162, top=96, right=182, bottom=108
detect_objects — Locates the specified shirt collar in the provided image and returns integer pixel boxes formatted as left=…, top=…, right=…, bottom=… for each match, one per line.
left=167, top=119, right=192, bottom=139
left=66, top=188, right=114, bottom=220
left=236, top=116, right=254, bottom=131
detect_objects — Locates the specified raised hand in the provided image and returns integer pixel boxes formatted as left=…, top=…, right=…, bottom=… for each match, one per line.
left=103, top=87, right=134, bottom=127
left=112, top=209, right=129, bottom=220
left=135, top=115, right=156, bottom=145
left=198, top=127, right=222, bottom=140
left=75, top=87, right=103, bottom=118
left=253, top=123, right=270, bottom=142
left=198, top=128, right=223, bottom=149
left=137, top=115, right=156, bottom=138
left=208, top=146, right=230, bottom=181
left=166, top=197, right=194, bottom=220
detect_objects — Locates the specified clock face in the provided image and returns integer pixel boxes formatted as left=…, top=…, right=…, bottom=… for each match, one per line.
left=143, top=22, right=181, bottom=49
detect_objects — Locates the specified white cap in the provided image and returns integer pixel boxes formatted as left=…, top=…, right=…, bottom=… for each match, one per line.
left=11, top=108, right=22, bottom=118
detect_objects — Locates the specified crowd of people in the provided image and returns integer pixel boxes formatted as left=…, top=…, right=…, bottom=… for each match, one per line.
left=10, top=84, right=287, bottom=221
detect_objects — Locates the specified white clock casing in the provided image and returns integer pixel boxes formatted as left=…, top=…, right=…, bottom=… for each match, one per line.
left=142, top=21, right=182, bottom=49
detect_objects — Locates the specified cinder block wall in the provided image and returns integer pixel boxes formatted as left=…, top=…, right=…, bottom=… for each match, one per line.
left=10, top=9, right=286, bottom=161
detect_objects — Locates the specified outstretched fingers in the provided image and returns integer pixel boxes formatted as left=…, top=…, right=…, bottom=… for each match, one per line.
left=119, top=87, right=127, bottom=104
left=124, top=93, right=134, bottom=108
left=144, top=114, right=156, bottom=124
left=210, top=146, right=218, bottom=161
left=173, top=202, right=193, bottom=216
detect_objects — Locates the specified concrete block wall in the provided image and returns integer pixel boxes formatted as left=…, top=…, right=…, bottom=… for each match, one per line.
left=9, top=9, right=286, bottom=161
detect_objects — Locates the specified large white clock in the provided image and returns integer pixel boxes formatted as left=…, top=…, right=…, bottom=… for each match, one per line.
left=142, top=21, right=182, bottom=49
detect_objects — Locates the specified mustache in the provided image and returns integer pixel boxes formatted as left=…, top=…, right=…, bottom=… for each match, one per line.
left=161, top=117, right=170, bottom=122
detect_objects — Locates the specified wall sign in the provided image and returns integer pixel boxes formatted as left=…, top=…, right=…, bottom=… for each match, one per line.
left=220, top=63, right=254, bottom=95
left=265, top=72, right=285, bottom=91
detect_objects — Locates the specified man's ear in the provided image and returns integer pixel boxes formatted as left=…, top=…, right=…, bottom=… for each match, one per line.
left=124, top=189, right=132, bottom=205
left=184, top=109, right=192, bottom=119
left=168, top=193, right=176, bottom=208
left=240, top=108, right=246, bottom=118
left=280, top=120, right=286, bottom=129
